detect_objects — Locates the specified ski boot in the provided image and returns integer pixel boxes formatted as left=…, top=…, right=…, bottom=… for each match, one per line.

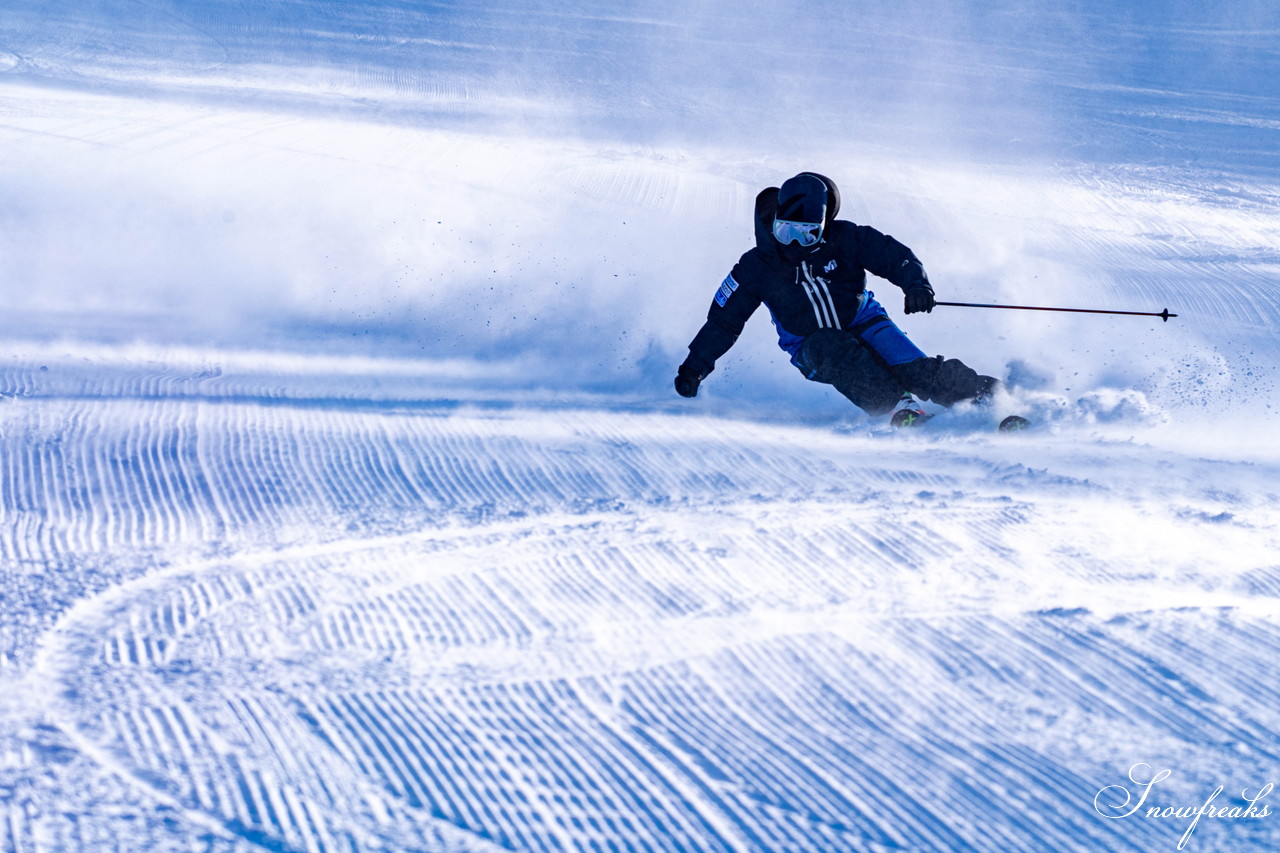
left=998, top=415, right=1031, bottom=432
left=890, top=393, right=931, bottom=429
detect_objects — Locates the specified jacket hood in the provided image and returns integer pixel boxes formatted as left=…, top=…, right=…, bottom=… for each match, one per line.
left=754, top=186, right=780, bottom=250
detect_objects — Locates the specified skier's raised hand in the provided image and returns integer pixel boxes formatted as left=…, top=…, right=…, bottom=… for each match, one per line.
left=904, top=284, right=936, bottom=315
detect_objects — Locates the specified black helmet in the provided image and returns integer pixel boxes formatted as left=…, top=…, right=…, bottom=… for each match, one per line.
left=804, top=172, right=840, bottom=227
left=773, top=172, right=841, bottom=251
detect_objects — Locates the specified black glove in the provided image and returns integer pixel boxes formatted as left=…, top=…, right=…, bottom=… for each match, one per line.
left=904, top=284, right=936, bottom=315
left=674, top=364, right=702, bottom=398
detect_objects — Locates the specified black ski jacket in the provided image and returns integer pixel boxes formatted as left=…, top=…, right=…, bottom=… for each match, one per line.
left=682, top=187, right=931, bottom=376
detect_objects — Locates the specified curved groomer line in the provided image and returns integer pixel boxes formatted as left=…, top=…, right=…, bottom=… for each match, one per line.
left=18, top=392, right=1280, bottom=851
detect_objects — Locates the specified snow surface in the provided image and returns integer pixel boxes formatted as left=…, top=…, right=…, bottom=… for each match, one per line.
left=1, top=1, right=1279, bottom=851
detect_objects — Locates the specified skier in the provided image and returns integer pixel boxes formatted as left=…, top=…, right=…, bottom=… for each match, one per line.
left=674, top=172, right=998, bottom=422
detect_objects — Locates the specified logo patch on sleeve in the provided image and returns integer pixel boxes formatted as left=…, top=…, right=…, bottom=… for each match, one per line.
left=714, top=273, right=740, bottom=307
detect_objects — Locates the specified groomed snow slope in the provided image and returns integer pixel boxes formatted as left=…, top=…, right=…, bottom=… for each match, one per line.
left=4, top=363, right=1279, bottom=852
left=2, top=1, right=1280, bottom=852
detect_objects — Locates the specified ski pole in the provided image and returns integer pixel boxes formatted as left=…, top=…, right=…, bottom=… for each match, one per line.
left=935, top=301, right=1178, bottom=322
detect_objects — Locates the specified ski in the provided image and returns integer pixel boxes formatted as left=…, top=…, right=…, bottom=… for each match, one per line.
left=890, top=410, right=1032, bottom=432
left=891, top=392, right=1032, bottom=432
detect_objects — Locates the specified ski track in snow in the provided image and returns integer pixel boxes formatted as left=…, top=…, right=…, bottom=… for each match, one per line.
left=2, top=365, right=1280, bottom=852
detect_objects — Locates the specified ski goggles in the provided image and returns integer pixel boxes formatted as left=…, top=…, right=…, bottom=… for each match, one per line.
left=772, top=218, right=824, bottom=247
